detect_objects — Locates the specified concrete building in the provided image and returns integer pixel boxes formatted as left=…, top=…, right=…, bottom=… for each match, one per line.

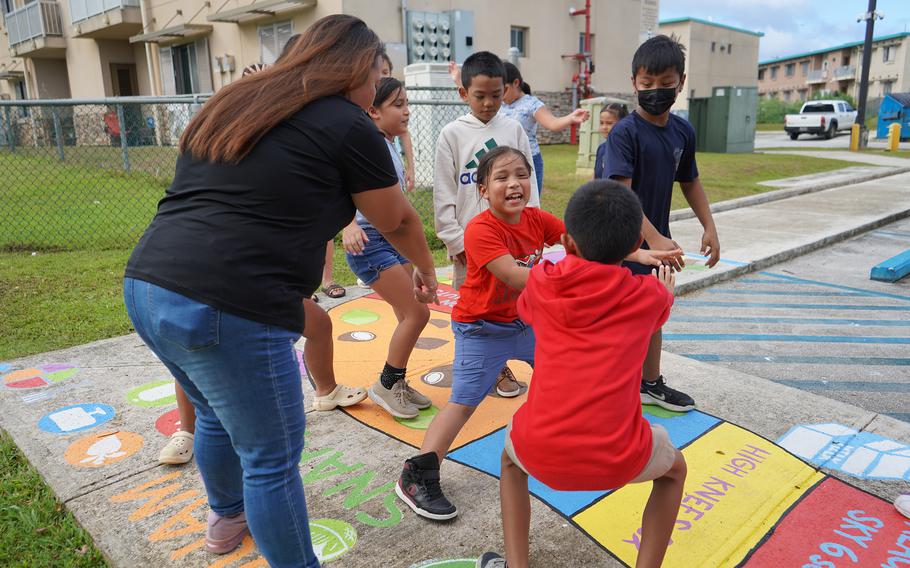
left=758, top=32, right=910, bottom=102
left=657, top=17, right=762, bottom=112
left=0, top=0, right=653, bottom=103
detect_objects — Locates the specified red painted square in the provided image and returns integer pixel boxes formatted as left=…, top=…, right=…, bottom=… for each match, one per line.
left=6, top=376, right=48, bottom=389
left=743, top=477, right=910, bottom=567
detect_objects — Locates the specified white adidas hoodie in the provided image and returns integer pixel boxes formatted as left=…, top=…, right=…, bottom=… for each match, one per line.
left=433, top=112, right=540, bottom=287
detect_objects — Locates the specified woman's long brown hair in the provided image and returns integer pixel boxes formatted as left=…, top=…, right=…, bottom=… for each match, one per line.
left=180, top=15, right=384, bottom=163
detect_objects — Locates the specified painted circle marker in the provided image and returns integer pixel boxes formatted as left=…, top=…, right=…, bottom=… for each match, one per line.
left=340, top=309, right=380, bottom=325
left=642, top=405, right=686, bottom=419
left=126, top=380, right=176, bottom=407
left=395, top=406, right=440, bottom=430
left=309, top=518, right=357, bottom=563
left=423, top=371, right=445, bottom=385
left=38, top=404, right=116, bottom=434
left=155, top=408, right=181, bottom=437
left=410, top=560, right=476, bottom=568
left=3, top=364, right=78, bottom=390
left=350, top=331, right=376, bottom=342
left=64, top=430, right=143, bottom=468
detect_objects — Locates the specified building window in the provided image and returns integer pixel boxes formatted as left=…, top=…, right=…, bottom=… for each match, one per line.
left=798, top=89, right=808, bottom=100
left=510, top=26, right=528, bottom=57
left=883, top=45, right=895, bottom=63
left=14, top=80, right=26, bottom=99
left=883, top=81, right=894, bottom=95
left=785, top=63, right=795, bottom=77
left=578, top=32, right=594, bottom=54
left=711, top=41, right=716, bottom=52
left=758, top=68, right=765, bottom=80
left=770, top=66, right=778, bottom=79
left=784, top=90, right=792, bottom=101
left=801, top=61, right=809, bottom=76
left=728, top=43, right=732, bottom=54
left=259, top=21, right=294, bottom=65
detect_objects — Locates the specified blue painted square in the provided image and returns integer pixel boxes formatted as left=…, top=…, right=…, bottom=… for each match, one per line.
left=447, top=408, right=720, bottom=517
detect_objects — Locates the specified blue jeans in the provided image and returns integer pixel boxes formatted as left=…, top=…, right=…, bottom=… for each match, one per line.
left=346, top=225, right=409, bottom=285
left=450, top=319, right=535, bottom=406
left=123, top=278, right=319, bottom=568
left=532, top=152, right=544, bottom=197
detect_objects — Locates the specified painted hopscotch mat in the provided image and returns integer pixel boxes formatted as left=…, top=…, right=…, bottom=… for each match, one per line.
left=324, top=284, right=909, bottom=567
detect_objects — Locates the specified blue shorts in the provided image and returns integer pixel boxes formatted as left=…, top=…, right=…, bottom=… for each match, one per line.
left=346, top=226, right=409, bottom=285
left=450, top=319, right=535, bottom=407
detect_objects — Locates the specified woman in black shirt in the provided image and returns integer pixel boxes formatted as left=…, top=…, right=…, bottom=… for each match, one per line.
left=124, top=15, right=437, bottom=567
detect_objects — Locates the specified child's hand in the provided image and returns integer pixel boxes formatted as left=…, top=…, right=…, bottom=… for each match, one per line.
left=448, top=61, right=461, bottom=88
left=342, top=225, right=369, bottom=255
left=627, top=247, right=684, bottom=269
left=454, top=251, right=467, bottom=266
left=653, top=264, right=676, bottom=295
left=648, top=235, right=686, bottom=271
left=413, top=268, right=439, bottom=305
left=406, top=166, right=416, bottom=192
left=569, top=108, right=590, bottom=125
left=701, top=228, right=720, bottom=267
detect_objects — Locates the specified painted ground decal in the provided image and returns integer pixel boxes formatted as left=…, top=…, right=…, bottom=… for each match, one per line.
left=779, top=423, right=910, bottom=480
left=325, top=285, right=908, bottom=567
left=3, top=363, right=79, bottom=389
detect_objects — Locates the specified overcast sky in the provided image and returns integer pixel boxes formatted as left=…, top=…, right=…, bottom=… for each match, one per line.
left=660, top=0, right=910, bottom=61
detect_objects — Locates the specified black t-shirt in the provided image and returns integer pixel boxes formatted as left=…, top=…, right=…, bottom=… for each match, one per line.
left=605, top=111, right=699, bottom=239
left=125, top=95, right=398, bottom=332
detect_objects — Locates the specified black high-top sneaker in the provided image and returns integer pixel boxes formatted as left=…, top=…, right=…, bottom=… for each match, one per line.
left=396, top=452, right=458, bottom=520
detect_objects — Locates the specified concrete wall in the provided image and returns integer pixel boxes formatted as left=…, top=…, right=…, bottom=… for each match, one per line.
left=29, top=58, right=71, bottom=98
left=659, top=20, right=760, bottom=111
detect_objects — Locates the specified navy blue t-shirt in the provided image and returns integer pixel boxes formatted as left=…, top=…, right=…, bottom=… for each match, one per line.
left=593, top=140, right=609, bottom=179
left=605, top=112, right=698, bottom=239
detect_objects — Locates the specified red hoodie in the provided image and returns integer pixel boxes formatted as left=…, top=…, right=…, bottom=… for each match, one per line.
left=510, top=254, right=673, bottom=491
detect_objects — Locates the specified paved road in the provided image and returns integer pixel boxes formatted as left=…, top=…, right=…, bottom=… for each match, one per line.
left=754, top=130, right=888, bottom=150
left=664, top=218, right=910, bottom=423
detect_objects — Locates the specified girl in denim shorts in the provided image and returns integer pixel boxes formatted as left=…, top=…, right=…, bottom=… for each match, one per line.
left=341, top=77, right=434, bottom=420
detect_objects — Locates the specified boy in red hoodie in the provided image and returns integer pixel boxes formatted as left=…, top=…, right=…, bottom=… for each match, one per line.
left=476, top=180, right=688, bottom=568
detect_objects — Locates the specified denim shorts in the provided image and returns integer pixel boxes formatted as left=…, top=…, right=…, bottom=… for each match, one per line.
left=450, top=319, right=535, bottom=407
left=346, top=225, right=409, bottom=285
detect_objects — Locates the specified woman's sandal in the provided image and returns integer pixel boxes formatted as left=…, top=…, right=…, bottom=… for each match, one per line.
left=321, top=283, right=346, bottom=299
left=312, top=384, right=367, bottom=411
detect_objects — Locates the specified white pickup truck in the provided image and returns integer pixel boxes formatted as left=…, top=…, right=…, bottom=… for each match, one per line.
left=784, top=100, right=857, bottom=140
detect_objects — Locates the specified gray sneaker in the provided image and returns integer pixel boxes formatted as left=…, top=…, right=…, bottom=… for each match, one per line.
left=476, top=552, right=507, bottom=568
left=403, top=380, right=432, bottom=409
left=369, top=379, right=420, bottom=418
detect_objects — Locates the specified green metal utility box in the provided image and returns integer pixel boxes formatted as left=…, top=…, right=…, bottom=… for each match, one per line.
left=688, top=86, right=757, bottom=153
left=575, top=96, right=631, bottom=173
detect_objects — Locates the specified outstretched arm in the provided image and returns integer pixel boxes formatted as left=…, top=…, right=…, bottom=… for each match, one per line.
left=534, top=106, right=590, bottom=132
left=485, top=254, right=531, bottom=290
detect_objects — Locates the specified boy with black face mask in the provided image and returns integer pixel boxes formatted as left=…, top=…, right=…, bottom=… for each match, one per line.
left=606, top=34, right=721, bottom=413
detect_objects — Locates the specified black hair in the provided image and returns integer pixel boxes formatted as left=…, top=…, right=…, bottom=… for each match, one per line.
left=380, top=52, right=393, bottom=72
left=601, top=102, right=629, bottom=120
left=277, top=34, right=302, bottom=63
left=631, top=34, right=686, bottom=79
left=461, top=51, right=505, bottom=89
left=565, top=180, right=643, bottom=264
left=503, top=62, right=531, bottom=95
left=373, top=76, right=404, bottom=107
left=475, top=146, right=531, bottom=189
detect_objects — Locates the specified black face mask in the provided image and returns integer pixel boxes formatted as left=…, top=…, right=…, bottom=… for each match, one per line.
left=637, top=87, right=678, bottom=116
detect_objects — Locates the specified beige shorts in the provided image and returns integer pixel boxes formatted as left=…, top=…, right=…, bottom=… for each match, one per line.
left=503, top=422, right=677, bottom=485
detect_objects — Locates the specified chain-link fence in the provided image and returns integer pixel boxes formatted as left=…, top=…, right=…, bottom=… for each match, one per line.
left=0, top=88, right=467, bottom=251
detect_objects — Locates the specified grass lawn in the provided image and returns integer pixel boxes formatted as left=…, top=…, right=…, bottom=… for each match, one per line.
left=0, top=142, right=868, bottom=562
left=756, top=123, right=783, bottom=132
left=0, top=429, right=107, bottom=567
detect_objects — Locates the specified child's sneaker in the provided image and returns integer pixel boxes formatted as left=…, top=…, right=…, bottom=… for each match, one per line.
left=402, top=380, right=432, bottom=409
left=396, top=452, right=457, bottom=520
left=158, top=430, right=194, bottom=465
left=476, top=552, right=507, bottom=567
left=896, top=494, right=910, bottom=519
left=369, top=379, right=420, bottom=418
left=640, top=375, right=695, bottom=412
left=495, top=366, right=521, bottom=398
left=205, top=510, right=248, bottom=554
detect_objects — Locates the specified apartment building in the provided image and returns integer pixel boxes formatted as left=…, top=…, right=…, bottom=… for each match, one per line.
left=758, top=32, right=910, bottom=102
left=0, top=0, right=652, bottom=102
left=658, top=17, right=762, bottom=112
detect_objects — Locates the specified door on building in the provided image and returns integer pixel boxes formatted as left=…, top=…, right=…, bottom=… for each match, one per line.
left=110, top=63, right=139, bottom=97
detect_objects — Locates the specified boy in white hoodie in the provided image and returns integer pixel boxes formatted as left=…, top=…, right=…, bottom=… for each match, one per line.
left=433, top=51, right=539, bottom=291
left=433, top=51, right=539, bottom=400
